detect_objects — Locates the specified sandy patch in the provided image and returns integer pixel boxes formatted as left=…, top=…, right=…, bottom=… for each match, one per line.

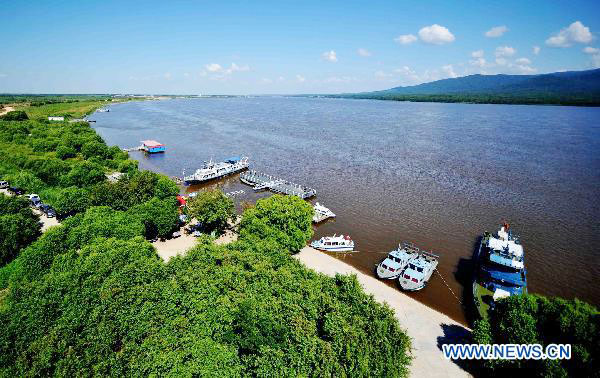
left=32, top=209, right=60, bottom=231
left=295, top=246, right=472, bottom=378
left=0, top=106, right=14, bottom=116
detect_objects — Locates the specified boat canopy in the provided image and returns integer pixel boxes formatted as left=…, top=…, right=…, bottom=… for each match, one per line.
left=225, top=156, right=242, bottom=163
left=141, top=140, right=164, bottom=147
left=482, top=266, right=526, bottom=287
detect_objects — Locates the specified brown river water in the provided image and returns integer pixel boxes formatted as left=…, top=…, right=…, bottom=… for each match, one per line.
left=92, top=97, right=600, bottom=325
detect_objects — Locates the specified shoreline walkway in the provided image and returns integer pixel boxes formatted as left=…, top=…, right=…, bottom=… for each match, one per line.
left=295, top=247, right=473, bottom=378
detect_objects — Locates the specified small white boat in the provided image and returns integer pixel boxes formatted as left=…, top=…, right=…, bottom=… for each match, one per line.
left=310, top=234, right=354, bottom=252
left=398, top=250, right=439, bottom=291
left=312, top=202, right=336, bottom=223
left=376, top=242, right=419, bottom=279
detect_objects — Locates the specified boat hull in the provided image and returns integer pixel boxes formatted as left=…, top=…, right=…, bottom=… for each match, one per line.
left=310, top=243, right=354, bottom=252
left=375, top=265, right=400, bottom=279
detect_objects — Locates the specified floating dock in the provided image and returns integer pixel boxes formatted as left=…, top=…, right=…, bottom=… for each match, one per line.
left=240, top=170, right=316, bottom=199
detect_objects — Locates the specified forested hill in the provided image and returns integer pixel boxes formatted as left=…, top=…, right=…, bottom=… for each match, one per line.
left=333, top=69, right=600, bottom=106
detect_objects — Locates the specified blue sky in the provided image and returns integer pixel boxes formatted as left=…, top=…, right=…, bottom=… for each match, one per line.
left=1, top=0, right=599, bottom=94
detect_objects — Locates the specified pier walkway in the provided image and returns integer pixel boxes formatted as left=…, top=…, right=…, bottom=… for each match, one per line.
left=240, top=170, right=316, bottom=199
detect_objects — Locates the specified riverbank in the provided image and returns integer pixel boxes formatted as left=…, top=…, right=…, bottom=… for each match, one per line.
left=295, top=246, right=472, bottom=377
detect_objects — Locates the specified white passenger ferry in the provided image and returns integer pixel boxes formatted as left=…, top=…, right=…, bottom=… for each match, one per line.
left=376, top=242, right=420, bottom=279
left=310, top=234, right=354, bottom=252
left=398, top=250, right=439, bottom=291
left=184, top=156, right=249, bottom=185
left=312, top=202, right=336, bottom=223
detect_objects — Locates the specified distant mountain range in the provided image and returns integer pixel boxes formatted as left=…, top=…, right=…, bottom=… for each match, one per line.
left=333, top=69, right=600, bottom=106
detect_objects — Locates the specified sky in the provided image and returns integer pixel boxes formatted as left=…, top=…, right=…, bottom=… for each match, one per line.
left=1, top=0, right=600, bottom=94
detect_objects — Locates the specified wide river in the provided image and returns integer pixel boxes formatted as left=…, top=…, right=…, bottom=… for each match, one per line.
left=92, top=97, right=600, bottom=325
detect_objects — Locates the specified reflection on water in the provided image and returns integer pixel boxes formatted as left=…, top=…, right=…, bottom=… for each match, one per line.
left=93, top=97, right=600, bottom=325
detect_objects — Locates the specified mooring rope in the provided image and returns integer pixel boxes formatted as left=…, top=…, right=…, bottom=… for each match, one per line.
left=435, top=268, right=463, bottom=305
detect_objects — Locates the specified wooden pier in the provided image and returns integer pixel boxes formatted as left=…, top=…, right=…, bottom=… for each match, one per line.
left=240, top=170, right=316, bottom=199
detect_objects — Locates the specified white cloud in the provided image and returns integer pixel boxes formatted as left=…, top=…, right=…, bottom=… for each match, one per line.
left=394, top=34, right=418, bottom=45
left=533, top=46, right=541, bottom=55
left=485, top=25, right=508, bottom=38
left=296, top=74, right=306, bottom=82
left=278, top=76, right=285, bottom=81
left=514, top=64, right=536, bottom=74
left=323, top=76, right=357, bottom=83
left=0, top=73, right=6, bottom=78
left=592, top=54, right=600, bottom=68
left=546, top=21, right=593, bottom=47
left=441, top=64, right=458, bottom=78
left=583, top=46, right=599, bottom=54
left=418, top=24, right=455, bottom=44
left=357, top=48, right=371, bottom=57
left=183, top=72, right=190, bottom=77
left=495, top=57, right=508, bottom=66
left=321, top=50, right=338, bottom=62
left=164, top=72, right=172, bottom=79
left=515, top=57, right=531, bottom=65
left=470, top=57, right=486, bottom=67
left=226, top=63, right=250, bottom=73
left=205, top=63, right=222, bottom=72
left=471, top=50, right=484, bottom=58
left=374, top=70, right=393, bottom=79
left=495, top=46, right=516, bottom=57
left=261, top=78, right=273, bottom=84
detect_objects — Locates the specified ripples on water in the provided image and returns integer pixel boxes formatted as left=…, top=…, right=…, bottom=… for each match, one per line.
left=93, top=97, right=600, bottom=324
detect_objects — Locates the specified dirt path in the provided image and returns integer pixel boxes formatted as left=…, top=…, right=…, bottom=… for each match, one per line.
left=0, top=106, right=14, bottom=116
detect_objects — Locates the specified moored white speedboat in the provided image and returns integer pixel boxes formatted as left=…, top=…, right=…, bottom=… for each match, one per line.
left=310, top=234, right=354, bottom=252
left=376, top=242, right=419, bottom=279
left=312, top=202, right=336, bottom=223
left=398, top=250, right=439, bottom=291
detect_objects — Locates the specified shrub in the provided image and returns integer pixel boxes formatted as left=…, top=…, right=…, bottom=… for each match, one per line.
left=239, top=195, right=313, bottom=252
left=473, top=294, right=599, bottom=376
left=186, top=190, right=235, bottom=235
left=0, top=110, right=28, bottom=121
left=0, top=195, right=41, bottom=266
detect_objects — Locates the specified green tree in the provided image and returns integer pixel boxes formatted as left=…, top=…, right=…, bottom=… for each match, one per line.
left=127, top=197, right=179, bottom=239
left=51, top=186, right=91, bottom=218
left=81, top=140, right=109, bottom=160
left=0, top=195, right=42, bottom=266
left=62, top=160, right=106, bottom=187
left=0, top=110, right=29, bottom=121
left=473, top=294, right=599, bottom=376
left=186, top=190, right=235, bottom=235
left=239, top=195, right=313, bottom=252
left=55, top=145, right=77, bottom=160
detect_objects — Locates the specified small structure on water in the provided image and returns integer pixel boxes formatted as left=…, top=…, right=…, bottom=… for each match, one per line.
left=240, top=170, right=316, bottom=199
left=310, top=234, right=354, bottom=252
left=141, top=140, right=166, bottom=153
left=313, top=202, right=335, bottom=223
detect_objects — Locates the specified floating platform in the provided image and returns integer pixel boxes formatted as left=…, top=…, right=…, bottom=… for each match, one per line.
left=240, top=170, right=316, bottom=199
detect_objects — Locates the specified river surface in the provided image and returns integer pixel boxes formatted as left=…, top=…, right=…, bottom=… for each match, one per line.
left=92, top=97, right=600, bottom=325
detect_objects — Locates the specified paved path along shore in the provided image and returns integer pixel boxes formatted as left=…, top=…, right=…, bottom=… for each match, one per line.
left=296, top=247, right=473, bottom=378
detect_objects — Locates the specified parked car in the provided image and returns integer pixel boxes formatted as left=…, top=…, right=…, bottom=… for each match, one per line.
left=8, top=187, right=24, bottom=195
left=192, top=230, right=202, bottom=237
left=0, top=180, right=8, bottom=189
left=40, top=204, right=56, bottom=218
left=27, top=194, right=41, bottom=202
left=30, top=198, right=42, bottom=208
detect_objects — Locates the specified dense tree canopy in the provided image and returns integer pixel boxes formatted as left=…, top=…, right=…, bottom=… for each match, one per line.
left=0, top=110, right=29, bottom=121
left=0, top=195, right=41, bottom=266
left=473, top=294, right=599, bottom=376
left=239, top=195, right=314, bottom=253
left=186, top=189, right=235, bottom=235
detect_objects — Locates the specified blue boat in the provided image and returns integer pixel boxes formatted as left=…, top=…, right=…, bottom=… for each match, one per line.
left=141, top=140, right=166, bottom=153
left=472, top=223, right=527, bottom=320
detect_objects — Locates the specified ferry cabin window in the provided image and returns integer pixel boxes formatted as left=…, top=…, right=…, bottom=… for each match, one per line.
left=409, top=264, right=416, bottom=270
left=417, top=267, right=423, bottom=273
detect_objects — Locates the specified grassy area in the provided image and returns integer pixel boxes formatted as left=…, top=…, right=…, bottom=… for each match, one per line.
left=15, top=99, right=120, bottom=119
